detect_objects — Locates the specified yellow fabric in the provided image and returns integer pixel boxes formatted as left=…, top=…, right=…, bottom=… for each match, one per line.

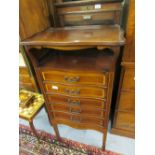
left=19, top=90, right=44, bottom=119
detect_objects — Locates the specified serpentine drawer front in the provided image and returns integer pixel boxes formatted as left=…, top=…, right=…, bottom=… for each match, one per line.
left=47, top=94, right=106, bottom=109
left=53, top=111, right=105, bottom=127
left=44, top=83, right=107, bottom=99
left=50, top=103, right=105, bottom=118
left=41, top=70, right=108, bottom=86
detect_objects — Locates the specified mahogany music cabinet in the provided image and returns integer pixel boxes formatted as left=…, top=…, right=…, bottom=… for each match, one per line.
left=20, top=0, right=125, bottom=149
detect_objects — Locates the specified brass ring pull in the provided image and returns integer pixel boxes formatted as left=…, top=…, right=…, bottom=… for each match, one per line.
left=64, top=76, right=80, bottom=83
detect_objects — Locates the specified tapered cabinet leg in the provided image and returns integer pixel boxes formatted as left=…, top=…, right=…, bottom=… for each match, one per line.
left=53, top=124, right=60, bottom=140
left=102, top=129, right=107, bottom=150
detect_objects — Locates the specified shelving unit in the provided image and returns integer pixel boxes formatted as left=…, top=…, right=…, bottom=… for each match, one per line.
left=49, top=0, right=123, bottom=26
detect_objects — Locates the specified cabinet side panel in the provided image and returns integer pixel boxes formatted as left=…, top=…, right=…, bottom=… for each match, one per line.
left=123, top=0, right=135, bottom=62
left=19, top=0, right=51, bottom=40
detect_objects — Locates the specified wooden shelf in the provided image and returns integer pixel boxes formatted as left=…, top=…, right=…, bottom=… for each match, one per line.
left=20, top=25, right=125, bottom=48
left=54, top=0, right=123, bottom=7
left=31, top=48, right=118, bottom=72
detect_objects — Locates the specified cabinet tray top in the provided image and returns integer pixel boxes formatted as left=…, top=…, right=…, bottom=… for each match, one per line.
left=20, top=25, right=125, bottom=47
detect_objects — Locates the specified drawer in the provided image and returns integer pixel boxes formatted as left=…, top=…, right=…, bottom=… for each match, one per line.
left=41, top=70, right=108, bottom=86
left=62, top=12, right=120, bottom=26
left=118, top=91, right=135, bottom=111
left=47, top=94, right=105, bottom=109
left=57, top=2, right=122, bottom=26
left=122, top=68, right=135, bottom=90
left=115, top=112, right=135, bottom=131
left=19, top=82, right=35, bottom=91
left=57, top=3, right=122, bottom=14
left=19, top=75, right=32, bottom=83
left=53, top=111, right=104, bottom=126
left=19, top=67, right=29, bottom=75
left=50, top=103, right=105, bottom=118
left=44, top=83, right=106, bottom=99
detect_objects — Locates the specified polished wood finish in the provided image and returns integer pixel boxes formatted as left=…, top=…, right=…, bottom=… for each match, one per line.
left=41, top=70, right=108, bottom=86
left=47, top=94, right=106, bottom=108
left=26, top=47, right=122, bottom=150
left=19, top=0, right=125, bottom=149
left=44, top=83, right=107, bottom=98
left=20, top=25, right=125, bottom=47
left=51, top=103, right=105, bottom=118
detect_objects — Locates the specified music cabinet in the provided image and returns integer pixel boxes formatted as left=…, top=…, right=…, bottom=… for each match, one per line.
left=19, top=0, right=125, bottom=149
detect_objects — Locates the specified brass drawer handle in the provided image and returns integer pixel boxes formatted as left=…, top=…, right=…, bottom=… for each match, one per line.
left=64, top=88, right=80, bottom=95
left=64, top=76, right=80, bottom=83
left=70, top=116, right=81, bottom=123
left=67, top=99, right=80, bottom=106
left=69, top=107, right=82, bottom=114
left=83, top=15, right=92, bottom=20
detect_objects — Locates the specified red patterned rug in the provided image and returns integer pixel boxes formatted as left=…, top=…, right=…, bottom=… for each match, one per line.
left=19, top=124, right=121, bottom=155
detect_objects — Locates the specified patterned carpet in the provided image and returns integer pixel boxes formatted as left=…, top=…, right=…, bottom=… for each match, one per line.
left=19, top=124, right=121, bottom=155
